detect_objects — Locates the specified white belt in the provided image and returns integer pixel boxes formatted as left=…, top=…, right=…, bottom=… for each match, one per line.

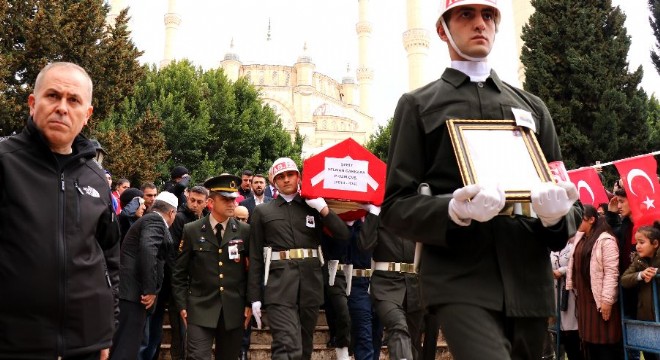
left=271, top=248, right=318, bottom=261
left=373, top=261, right=416, bottom=274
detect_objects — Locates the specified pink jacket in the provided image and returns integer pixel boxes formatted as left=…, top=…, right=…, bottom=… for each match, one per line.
left=566, top=231, right=619, bottom=309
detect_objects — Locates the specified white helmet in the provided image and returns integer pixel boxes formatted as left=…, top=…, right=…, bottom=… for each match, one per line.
left=436, top=0, right=501, bottom=62
left=269, top=157, right=299, bottom=180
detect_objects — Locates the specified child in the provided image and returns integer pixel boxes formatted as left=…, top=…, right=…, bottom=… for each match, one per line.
left=620, top=221, right=660, bottom=360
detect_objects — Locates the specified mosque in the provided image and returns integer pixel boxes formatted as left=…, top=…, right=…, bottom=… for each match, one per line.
left=107, top=0, right=535, bottom=157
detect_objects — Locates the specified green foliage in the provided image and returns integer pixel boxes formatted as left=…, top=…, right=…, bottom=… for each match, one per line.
left=107, top=61, right=302, bottom=182
left=0, top=0, right=144, bottom=135
left=522, top=0, right=651, bottom=169
left=95, top=110, right=170, bottom=188
left=648, top=95, right=660, bottom=149
left=651, top=0, right=660, bottom=74
left=364, top=118, right=393, bottom=162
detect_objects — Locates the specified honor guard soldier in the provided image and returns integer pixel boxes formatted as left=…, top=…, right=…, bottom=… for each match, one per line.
left=358, top=206, right=423, bottom=360
left=381, top=0, right=581, bottom=359
left=171, top=174, right=251, bottom=360
left=248, top=157, right=351, bottom=360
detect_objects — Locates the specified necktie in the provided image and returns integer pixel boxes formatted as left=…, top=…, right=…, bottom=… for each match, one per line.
left=215, top=223, right=223, bottom=241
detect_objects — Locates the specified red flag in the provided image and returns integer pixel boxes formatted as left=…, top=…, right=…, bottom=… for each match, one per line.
left=567, top=167, right=609, bottom=206
left=614, top=154, right=660, bottom=238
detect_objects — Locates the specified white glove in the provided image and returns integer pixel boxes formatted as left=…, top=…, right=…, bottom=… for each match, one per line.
left=360, top=203, right=381, bottom=216
left=251, top=301, right=262, bottom=329
left=305, top=197, right=328, bottom=213
left=531, top=181, right=579, bottom=227
left=448, top=184, right=506, bottom=226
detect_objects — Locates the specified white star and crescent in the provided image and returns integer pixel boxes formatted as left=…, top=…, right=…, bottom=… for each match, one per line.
left=626, top=168, right=657, bottom=210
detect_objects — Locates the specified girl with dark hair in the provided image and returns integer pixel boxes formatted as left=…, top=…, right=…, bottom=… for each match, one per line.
left=620, top=221, right=660, bottom=360
left=566, top=205, right=623, bottom=360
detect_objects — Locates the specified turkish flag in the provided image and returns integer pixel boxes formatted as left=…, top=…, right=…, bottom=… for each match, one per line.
left=614, top=154, right=660, bottom=237
left=567, top=167, right=609, bottom=206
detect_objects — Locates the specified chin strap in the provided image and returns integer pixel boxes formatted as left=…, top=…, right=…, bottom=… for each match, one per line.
left=440, top=17, right=488, bottom=62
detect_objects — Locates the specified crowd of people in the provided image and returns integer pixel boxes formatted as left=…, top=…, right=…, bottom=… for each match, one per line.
left=552, top=186, right=660, bottom=360
left=2, top=0, right=659, bottom=359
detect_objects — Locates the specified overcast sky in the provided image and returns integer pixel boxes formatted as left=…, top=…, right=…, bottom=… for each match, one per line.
left=121, top=0, right=660, bottom=126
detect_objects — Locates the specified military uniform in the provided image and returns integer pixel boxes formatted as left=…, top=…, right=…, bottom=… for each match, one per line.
left=381, top=68, right=579, bottom=359
left=248, top=194, right=351, bottom=360
left=172, top=175, right=250, bottom=360
left=358, top=213, right=423, bottom=360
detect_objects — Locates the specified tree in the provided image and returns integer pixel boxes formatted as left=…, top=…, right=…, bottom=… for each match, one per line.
left=106, top=61, right=302, bottom=183
left=521, top=0, right=650, bottom=169
left=95, top=110, right=170, bottom=188
left=0, top=0, right=144, bottom=135
left=651, top=0, right=660, bottom=74
left=364, top=118, right=393, bottom=162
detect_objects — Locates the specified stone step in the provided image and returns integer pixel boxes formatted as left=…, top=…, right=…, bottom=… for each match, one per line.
left=158, top=343, right=452, bottom=360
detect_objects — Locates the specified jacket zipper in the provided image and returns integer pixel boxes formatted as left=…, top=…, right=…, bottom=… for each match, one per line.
left=74, top=179, right=83, bottom=224
left=57, top=172, right=66, bottom=355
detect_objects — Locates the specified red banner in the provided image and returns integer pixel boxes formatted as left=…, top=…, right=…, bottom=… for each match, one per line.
left=567, top=167, right=610, bottom=206
left=614, top=154, right=660, bottom=237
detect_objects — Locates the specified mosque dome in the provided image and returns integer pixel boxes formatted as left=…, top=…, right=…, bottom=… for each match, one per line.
left=223, top=38, right=240, bottom=61
left=341, top=64, right=355, bottom=84
left=296, top=42, right=313, bottom=64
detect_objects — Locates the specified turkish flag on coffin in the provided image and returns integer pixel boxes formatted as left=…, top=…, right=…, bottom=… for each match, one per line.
left=301, top=138, right=386, bottom=221
left=567, top=167, right=610, bottom=206
left=614, top=154, right=660, bottom=239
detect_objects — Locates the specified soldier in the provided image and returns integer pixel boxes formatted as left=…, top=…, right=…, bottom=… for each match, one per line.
left=358, top=206, right=423, bottom=360
left=248, top=157, right=351, bottom=360
left=381, top=0, right=580, bottom=358
left=171, top=175, right=251, bottom=360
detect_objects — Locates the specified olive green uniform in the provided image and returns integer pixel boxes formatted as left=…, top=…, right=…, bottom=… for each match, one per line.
left=381, top=68, right=580, bottom=359
left=172, top=216, right=250, bottom=360
left=248, top=195, right=350, bottom=360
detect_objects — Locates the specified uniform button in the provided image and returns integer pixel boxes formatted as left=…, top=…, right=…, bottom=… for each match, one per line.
left=220, top=286, right=224, bottom=291
left=219, top=261, right=223, bottom=266
left=477, top=82, right=484, bottom=88
left=218, top=249, right=223, bottom=254
left=219, top=274, right=224, bottom=279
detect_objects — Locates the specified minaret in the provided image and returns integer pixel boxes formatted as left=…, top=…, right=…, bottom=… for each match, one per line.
left=403, top=0, right=430, bottom=91
left=512, top=0, right=534, bottom=85
left=356, top=0, right=373, bottom=116
left=160, top=0, right=181, bottom=69
left=106, top=0, right=126, bottom=27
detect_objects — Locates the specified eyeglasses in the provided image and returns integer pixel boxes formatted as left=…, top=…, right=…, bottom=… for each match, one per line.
left=236, top=217, right=248, bottom=222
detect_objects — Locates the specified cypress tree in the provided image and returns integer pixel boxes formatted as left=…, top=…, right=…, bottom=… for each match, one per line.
left=521, top=0, right=650, bottom=168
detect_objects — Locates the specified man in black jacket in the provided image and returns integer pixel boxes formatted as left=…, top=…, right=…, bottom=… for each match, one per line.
left=0, top=62, right=120, bottom=359
left=110, top=192, right=178, bottom=360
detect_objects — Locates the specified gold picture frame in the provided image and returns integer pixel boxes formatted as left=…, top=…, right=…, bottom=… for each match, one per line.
left=446, top=119, right=554, bottom=202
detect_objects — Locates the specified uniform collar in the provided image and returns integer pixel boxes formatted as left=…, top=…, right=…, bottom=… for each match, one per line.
left=209, top=214, right=229, bottom=233
left=442, top=67, right=504, bottom=93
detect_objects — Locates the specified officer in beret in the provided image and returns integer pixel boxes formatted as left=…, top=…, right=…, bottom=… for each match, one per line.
left=171, top=174, right=251, bottom=360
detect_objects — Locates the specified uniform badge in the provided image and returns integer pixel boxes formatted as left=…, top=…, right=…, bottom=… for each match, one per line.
left=197, top=237, right=206, bottom=243
left=511, top=108, right=536, bottom=132
left=228, top=239, right=244, bottom=262
left=306, top=215, right=315, bottom=228
left=178, top=238, right=185, bottom=253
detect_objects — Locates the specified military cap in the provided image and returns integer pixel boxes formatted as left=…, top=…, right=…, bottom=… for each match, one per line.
left=204, top=174, right=241, bottom=198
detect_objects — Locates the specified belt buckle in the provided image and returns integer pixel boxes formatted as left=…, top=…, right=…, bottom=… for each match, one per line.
left=400, top=263, right=415, bottom=273
left=289, top=248, right=304, bottom=259
left=387, top=262, right=398, bottom=272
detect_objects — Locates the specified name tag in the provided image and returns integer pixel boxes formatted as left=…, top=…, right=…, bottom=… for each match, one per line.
left=512, top=108, right=536, bottom=132
left=229, top=244, right=240, bottom=260
left=306, top=215, right=316, bottom=228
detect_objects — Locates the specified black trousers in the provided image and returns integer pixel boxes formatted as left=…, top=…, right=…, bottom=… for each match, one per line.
left=373, top=299, right=423, bottom=360
left=110, top=299, right=147, bottom=360
left=433, top=303, right=547, bottom=360
left=186, top=310, right=243, bottom=360
left=267, top=303, right=320, bottom=360
left=324, top=274, right=351, bottom=348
